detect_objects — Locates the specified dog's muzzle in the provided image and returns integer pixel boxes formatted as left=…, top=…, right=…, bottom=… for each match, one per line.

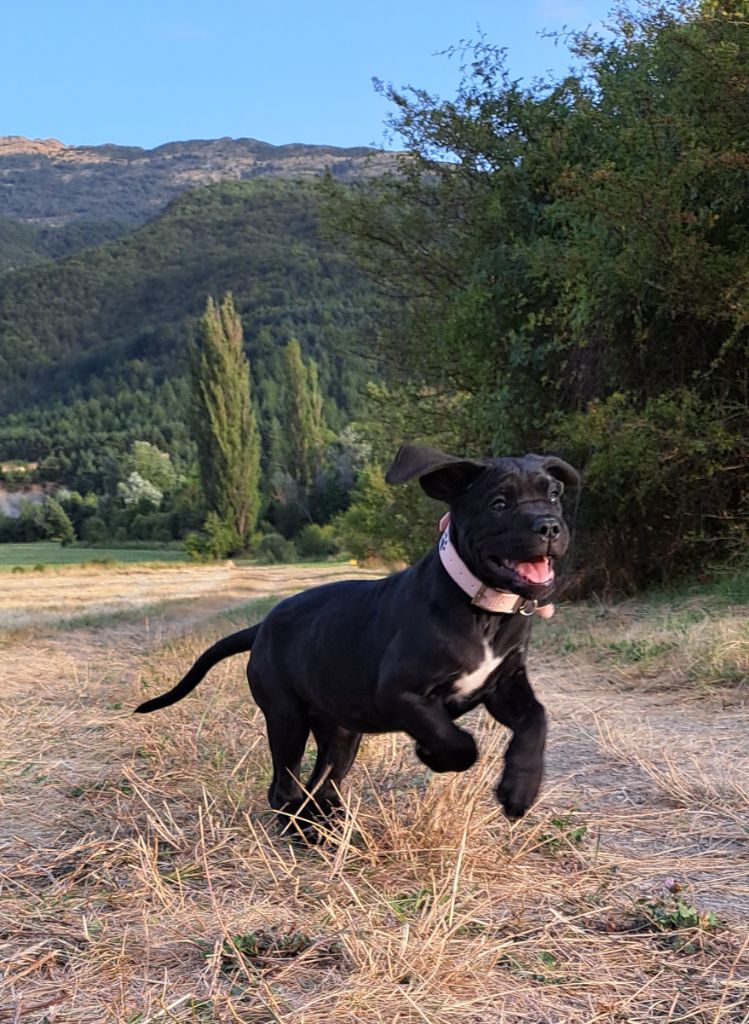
left=438, top=516, right=554, bottom=617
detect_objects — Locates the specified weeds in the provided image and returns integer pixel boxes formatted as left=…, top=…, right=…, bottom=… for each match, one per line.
left=69, top=778, right=134, bottom=798
left=497, top=951, right=566, bottom=985
left=203, top=928, right=342, bottom=977
left=387, top=885, right=434, bottom=920
left=604, top=638, right=678, bottom=663
left=537, top=812, right=588, bottom=852
left=634, top=881, right=720, bottom=953
left=536, top=560, right=748, bottom=690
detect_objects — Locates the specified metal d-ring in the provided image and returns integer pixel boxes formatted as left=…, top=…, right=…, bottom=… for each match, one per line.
left=519, top=599, right=538, bottom=616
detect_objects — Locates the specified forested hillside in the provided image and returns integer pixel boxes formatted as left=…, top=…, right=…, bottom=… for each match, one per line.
left=0, top=214, right=130, bottom=273
left=0, top=178, right=387, bottom=492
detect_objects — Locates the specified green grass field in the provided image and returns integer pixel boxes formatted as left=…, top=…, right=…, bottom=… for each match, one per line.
left=0, top=541, right=189, bottom=569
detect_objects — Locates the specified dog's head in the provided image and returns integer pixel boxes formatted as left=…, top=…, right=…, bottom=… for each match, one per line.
left=386, top=444, right=580, bottom=600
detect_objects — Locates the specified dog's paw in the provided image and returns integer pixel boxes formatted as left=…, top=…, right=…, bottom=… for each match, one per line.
left=275, top=808, right=326, bottom=845
left=274, top=793, right=347, bottom=845
left=416, top=734, right=477, bottom=773
left=495, top=771, right=541, bottom=819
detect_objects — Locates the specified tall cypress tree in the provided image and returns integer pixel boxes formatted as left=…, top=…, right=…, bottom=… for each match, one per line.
left=192, top=294, right=261, bottom=550
left=281, top=337, right=325, bottom=489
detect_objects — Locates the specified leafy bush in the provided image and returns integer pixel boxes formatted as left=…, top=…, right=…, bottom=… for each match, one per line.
left=42, top=498, right=75, bottom=545
left=0, top=498, right=75, bottom=544
left=333, top=465, right=438, bottom=564
left=117, top=471, right=163, bottom=509
left=254, top=532, right=298, bottom=564
left=184, top=531, right=207, bottom=562
left=80, top=516, right=109, bottom=544
left=128, top=512, right=173, bottom=543
left=296, top=523, right=339, bottom=559
left=635, top=881, right=719, bottom=953
left=185, top=512, right=239, bottom=561
left=552, top=390, right=748, bottom=593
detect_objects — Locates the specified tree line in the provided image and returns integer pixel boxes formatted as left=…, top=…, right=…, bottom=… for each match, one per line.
left=0, top=295, right=362, bottom=560
left=324, top=0, right=749, bottom=592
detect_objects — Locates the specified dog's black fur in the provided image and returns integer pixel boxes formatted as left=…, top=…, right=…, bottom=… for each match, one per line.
left=136, top=445, right=579, bottom=827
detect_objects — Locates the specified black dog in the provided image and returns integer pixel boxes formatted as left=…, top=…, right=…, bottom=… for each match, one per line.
left=136, top=445, right=579, bottom=824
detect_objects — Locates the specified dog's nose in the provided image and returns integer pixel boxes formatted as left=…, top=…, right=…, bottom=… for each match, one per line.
left=533, top=516, right=561, bottom=539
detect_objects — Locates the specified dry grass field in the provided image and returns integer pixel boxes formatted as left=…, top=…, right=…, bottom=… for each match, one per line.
left=1, top=561, right=747, bottom=1023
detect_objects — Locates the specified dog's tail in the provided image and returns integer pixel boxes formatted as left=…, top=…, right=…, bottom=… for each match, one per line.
left=133, top=624, right=261, bottom=714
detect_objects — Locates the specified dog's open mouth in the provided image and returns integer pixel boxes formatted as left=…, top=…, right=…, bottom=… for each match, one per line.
left=502, top=557, right=554, bottom=586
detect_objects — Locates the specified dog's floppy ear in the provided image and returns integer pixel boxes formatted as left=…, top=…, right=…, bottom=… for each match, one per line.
left=385, top=444, right=486, bottom=502
left=540, top=455, right=581, bottom=490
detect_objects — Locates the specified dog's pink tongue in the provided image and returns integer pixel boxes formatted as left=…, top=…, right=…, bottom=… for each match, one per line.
left=514, top=559, right=553, bottom=583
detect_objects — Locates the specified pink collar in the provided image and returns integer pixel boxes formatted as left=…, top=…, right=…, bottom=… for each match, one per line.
left=437, top=514, right=555, bottom=618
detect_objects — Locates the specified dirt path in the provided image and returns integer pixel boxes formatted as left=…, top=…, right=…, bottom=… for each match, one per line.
left=539, top=661, right=749, bottom=918
left=1, top=563, right=747, bottom=1023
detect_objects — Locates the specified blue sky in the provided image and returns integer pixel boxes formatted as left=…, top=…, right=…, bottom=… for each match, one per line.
left=4, top=0, right=614, bottom=150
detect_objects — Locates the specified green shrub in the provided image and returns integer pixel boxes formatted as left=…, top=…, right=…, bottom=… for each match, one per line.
left=128, top=511, right=173, bottom=543
left=551, top=390, right=748, bottom=594
left=255, top=532, right=298, bottom=564
left=185, top=513, right=240, bottom=561
left=80, top=516, right=109, bottom=544
left=296, top=523, right=339, bottom=559
left=332, top=464, right=437, bottom=564
left=184, top=531, right=208, bottom=562
left=42, top=498, right=75, bottom=546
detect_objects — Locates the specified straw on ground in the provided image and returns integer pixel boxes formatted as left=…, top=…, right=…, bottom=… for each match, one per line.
left=1, top=562, right=747, bottom=1022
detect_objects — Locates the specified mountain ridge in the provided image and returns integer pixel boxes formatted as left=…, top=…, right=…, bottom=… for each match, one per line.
left=0, top=134, right=382, bottom=160
left=0, top=134, right=398, bottom=226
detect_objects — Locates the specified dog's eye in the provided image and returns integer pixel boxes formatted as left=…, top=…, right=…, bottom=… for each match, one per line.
left=549, top=489, right=562, bottom=504
left=491, top=496, right=509, bottom=511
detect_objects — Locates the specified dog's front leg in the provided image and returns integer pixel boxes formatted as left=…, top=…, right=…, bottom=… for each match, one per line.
left=378, top=684, right=477, bottom=773
left=484, top=664, right=547, bottom=818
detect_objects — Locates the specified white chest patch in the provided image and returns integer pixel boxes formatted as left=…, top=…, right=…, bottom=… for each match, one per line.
left=451, top=644, right=504, bottom=699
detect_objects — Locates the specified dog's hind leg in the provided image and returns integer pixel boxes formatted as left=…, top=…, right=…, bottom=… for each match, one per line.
left=306, top=716, right=362, bottom=817
left=484, top=664, right=547, bottom=819
left=248, top=669, right=310, bottom=816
